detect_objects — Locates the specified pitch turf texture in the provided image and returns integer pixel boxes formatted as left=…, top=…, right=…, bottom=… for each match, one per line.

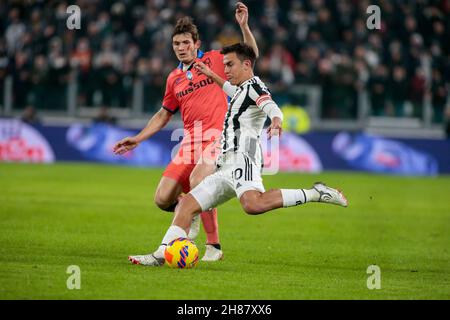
left=1, top=162, right=449, bottom=299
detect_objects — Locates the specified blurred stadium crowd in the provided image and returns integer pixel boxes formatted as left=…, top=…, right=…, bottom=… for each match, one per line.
left=0, top=0, right=449, bottom=123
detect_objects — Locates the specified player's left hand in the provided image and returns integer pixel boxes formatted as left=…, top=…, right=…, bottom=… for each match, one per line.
left=113, top=136, right=139, bottom=155
left=235, top=2, right=249, bottom=27
left=267, top=117, right=282, bottom=139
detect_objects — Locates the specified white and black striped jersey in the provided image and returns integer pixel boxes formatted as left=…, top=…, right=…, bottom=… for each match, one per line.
left=219, top=76, right=275, bottom=167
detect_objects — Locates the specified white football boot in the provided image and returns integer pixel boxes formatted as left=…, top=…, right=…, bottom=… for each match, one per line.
left=201, top=244, right=224, bottom=262
left=128, top=253, right=165, bottom=266
left=312, top=182, right=348, bottom=207
left=188, top=214, right=201, bottom=241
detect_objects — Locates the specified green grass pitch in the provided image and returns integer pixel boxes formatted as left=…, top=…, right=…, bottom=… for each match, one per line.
left=1, top=162, right=449, bottom=299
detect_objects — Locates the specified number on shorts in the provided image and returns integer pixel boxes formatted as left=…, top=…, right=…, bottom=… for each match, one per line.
left=234, top=168, right=243, bottom=180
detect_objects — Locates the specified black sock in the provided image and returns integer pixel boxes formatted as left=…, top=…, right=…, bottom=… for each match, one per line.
left=210, top=243, right=221, bottom=250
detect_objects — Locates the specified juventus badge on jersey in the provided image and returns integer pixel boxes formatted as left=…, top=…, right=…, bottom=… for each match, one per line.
left=186, top=71, right=193, bottom=80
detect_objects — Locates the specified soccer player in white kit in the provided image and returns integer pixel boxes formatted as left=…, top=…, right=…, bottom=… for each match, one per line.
left=139, top=43, right=348, bottom=265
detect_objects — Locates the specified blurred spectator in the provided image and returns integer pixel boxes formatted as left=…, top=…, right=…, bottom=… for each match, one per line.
left=5, top=8, right=25, bottom=56
left=144, top=56, right=165, bottom=112
left=71, top=37, right=93, bottom=106
left=30, top=55, right=48, bottom=110
left=46, top=37, right=70, bottom=109
left=314, top=8, right=337, bottom=44
left=0, top=39, right=10, bottom=105
left=12, top=51, right=31, bottom=109
left=431, top=69, right=448, bottom=123
left=93, top=106, right=116, bottom=125
left=368, top=64, right=388, bottom=116
left=93, top=37, right=122, bottom=107
left=445, top=108, right=450, bottom=139
left=387, top=66, right=408, bottom=117
left=409, top=67, right=426, bottom=118
left=214, top=25, right=240, bottom=48
left=262, top=43, right=295, bottom=89
left=331, top=54, right=358, bottom=118
left=20, top=105, right=41, bottom=124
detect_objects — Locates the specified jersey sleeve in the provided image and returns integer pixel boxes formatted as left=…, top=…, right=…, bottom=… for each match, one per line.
left=248, top=82, right=273, bottom=109
left=249, top=83, right=283, bottom=120
left=162, top=76, right=179, bottom=114
left=222, top=81, right=238, bottom=97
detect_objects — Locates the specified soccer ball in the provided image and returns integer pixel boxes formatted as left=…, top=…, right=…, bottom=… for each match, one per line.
left=164, top=237, right=199, bottom=269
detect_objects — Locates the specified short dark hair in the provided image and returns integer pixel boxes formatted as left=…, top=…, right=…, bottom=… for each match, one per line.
left=220, top=43, right=256, bottom=67
left=172, top=16, right=199, bottom=42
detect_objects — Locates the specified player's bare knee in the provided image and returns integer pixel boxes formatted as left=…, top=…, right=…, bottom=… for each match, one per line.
left=154, top=192, right=176, bottom=211
left=240, top=196, right=263, bottom=215
left=242, top=203, right=263, bottom=215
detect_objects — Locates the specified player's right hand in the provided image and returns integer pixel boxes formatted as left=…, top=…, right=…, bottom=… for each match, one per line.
left=113, top=136, right=139, bottom=155
left=194, top=61, right=213, bottom=78
left=235, top=2, right=249, bottom=27
left=267, top=117, right=283, bottom=140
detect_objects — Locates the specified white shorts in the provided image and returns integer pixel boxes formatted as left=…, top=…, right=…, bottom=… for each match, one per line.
left=190, top=152, right=265, bottom=211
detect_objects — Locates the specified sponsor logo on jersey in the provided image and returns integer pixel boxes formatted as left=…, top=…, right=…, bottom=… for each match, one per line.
left=175, top=77, right=182, bottom=85
left=176, top=78, right=215, bottom=98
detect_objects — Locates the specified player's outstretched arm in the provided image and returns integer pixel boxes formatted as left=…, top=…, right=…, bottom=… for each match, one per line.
left=195, top=61, right=237, bottom=97
left=235, top=2, right=259, bottom=58
left=113, top=108, right=173, bottom=155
